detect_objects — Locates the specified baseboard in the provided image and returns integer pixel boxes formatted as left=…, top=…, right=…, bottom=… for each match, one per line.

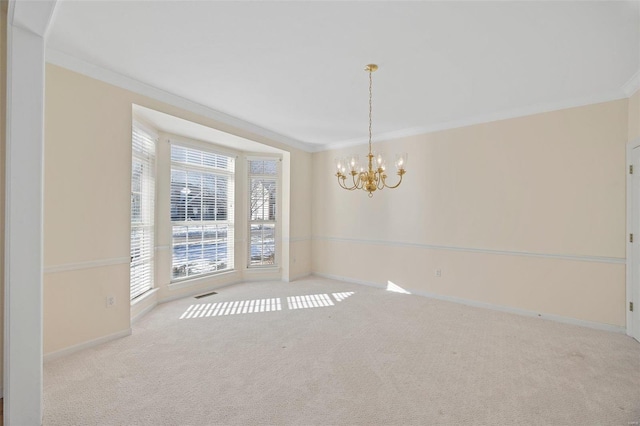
left=44, top=328, right=132, bottom=363
left=312, top=272, right=625, bottom=334
left=159, top=279, right=243, bottom=304
left=287, top=272, right=312, bottom=282
left=131, top=288, right=159, bottom=324
left=131, top=301, right=158, bottom=324
left=313, top=272, right=385, bottom=290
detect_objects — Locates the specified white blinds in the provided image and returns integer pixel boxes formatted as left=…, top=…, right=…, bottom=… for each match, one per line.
left=170, top=144, right=235, bottom=280
left=130, top=121, right=156, bottom=300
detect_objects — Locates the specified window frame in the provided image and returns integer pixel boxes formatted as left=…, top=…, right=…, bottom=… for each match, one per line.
left=169, top=140, right=236, bottom=282
left=247, top=155, right=281, bottom=269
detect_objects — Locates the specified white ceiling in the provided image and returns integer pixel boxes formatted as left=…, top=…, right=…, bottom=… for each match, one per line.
left=47, top=1, right=639, bottom=151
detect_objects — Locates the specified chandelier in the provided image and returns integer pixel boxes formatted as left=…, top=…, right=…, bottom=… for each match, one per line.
left=335, top=64, right=407, bottom=197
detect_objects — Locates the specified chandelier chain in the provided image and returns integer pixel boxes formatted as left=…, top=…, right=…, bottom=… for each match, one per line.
left=369, top=69, right=373, bottom=153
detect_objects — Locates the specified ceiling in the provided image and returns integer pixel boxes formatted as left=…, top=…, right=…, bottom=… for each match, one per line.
left=46, top=1, right=639, bottom=151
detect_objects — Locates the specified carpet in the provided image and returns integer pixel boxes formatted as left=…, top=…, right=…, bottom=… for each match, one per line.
left=44, top=277, right=640, bottom=425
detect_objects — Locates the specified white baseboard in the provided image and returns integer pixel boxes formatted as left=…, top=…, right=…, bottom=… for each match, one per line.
left=131, top=301, right=158, bottom=324
left=131, top=288, right=159, bottom=324
left=159, top=279, right=243, bottom=304
left=312, top=272, right=625, bottom=334
left=287, top=272, right=312, bottom=282
left=44, top=328, right=132, bottom=363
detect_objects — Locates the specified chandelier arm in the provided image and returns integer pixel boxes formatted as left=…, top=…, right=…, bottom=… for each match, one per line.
left=376, top=171, right=386, bottom=190
left=337, top=175, right=356, bottom=191
left=381, top=171, right=405, bottom=189
left=351, top=173, right=361, bottom=189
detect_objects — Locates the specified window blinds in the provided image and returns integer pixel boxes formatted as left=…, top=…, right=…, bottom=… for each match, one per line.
left=170, top=144, right=235, bottom=280
left=130, top=121, right=156, bottom=300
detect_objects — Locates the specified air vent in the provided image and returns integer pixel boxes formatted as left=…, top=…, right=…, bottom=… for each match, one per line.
left=195, top=291, right=218, bottom=299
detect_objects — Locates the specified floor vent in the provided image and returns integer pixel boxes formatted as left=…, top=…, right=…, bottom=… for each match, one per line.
left=195, top=291, right=218, bottom=299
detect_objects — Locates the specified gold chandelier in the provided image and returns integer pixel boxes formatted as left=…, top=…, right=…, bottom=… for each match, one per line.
left=335, top=64, right=407, bottom=197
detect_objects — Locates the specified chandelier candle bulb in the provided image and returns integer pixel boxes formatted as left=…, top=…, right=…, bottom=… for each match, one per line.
left=395, top=153, right=407, bottom=171
left=334, top=64, right=407, bottom=197
left=349, top=156, right=359, bottom=172
left=376, top=153, right=383, bottom=167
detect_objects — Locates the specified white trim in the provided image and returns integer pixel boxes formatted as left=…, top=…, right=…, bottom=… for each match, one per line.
left=45, top=49, right=638, bottom=154
left=288, top=272, right=312, bottom=282
left=313, top=273, right=625, bottom=334
left=43, top=329, right=132, bottom=363
left=44, top=257, right=130, bottom=274
left=11, top=0, right=58, bottom=38
left=132, top=302, right=156, bottom=324
left=626, top=138, right=640, bottom=340
left=131, top=288, right=159, bottom=324
left=319, top=89, right=629, bottom=151
left=287, top=236, right=311, bottom=243
left=245, top=153, right=282, bottom=161
left=622, top=70, right=640, bottom=97
left=131, top=287, right=158, bottom=307
left=45, top=48, right=314, bottom=153
left=244, top=267, right=281, bottom=274
left=5, top=16, right=51, bottom=424
left=313, top=236, right=625, bottom=265
left=242, top=276, right=282, bottom=283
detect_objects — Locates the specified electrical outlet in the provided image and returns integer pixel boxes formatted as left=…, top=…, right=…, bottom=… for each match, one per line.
left=435, top=269, right=442, bottom=277
left=106, top=296, right=116, bottom=308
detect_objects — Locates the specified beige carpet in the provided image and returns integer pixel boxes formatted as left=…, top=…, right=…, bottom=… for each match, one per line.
left=44, top=277, right=640, bottom=425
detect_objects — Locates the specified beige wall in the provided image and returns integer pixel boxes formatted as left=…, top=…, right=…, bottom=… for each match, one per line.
left=630, top=90, right=639, bottom=142
left=289, top=152, right=312, bottom=279
left=0, top=0, right=7, bottom=389
left=44, top=64, right=312, bottom=354
left=312, top=99, right=628, bottom=327
left=36, top=59, right=640, bottom=352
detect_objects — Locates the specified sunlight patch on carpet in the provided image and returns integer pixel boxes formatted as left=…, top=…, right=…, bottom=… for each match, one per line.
left=179, top=298, right=282, bottom=319
left=178, top=292, right=358, bottom=319
left=287, top=294, right=334, bottom=310
left=332, top=291, right=355, bottom=302
left=386, top=281, right=411, bottom=294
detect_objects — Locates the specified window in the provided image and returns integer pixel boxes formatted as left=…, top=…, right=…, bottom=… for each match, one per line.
left=248, top=158, right=278, bottom=267
left=130, top=121, right=156, bottom=300
left=170, top=144, right=235, bottom=280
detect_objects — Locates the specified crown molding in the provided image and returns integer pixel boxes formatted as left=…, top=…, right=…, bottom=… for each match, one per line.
left=44, top=48, right=638, bottom=154
left=45, top=48, right=315, bottom=153
left=10, top=0, right=58, bottom=38
left=319, top=87, right=630, bottom=152
left=622, top=69, right=640, bottom=97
